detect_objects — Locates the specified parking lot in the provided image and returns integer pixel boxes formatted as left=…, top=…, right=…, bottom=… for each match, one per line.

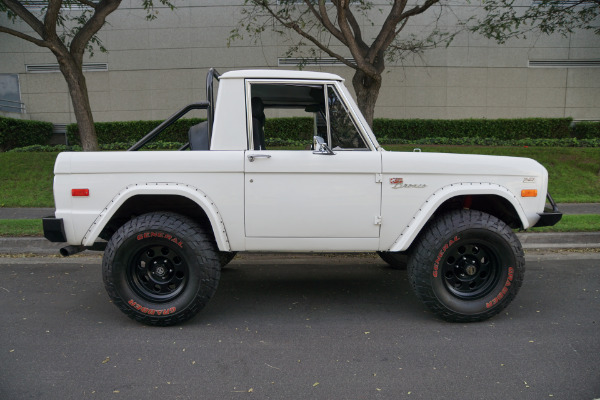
left=1, top=252, right=599, bottom=399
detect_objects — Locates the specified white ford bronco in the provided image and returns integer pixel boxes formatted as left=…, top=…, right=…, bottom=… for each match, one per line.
left=43, top=68, right=562, bottom=326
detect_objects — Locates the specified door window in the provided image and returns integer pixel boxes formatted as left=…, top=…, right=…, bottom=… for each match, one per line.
left=327, top=86, right=368, bottom=150
left=248, top=82, right=369, bottom=151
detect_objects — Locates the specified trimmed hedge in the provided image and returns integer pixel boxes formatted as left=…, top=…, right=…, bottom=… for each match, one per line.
left=0, top=116, right=54, bottom=151
left=11, top=137, right=600, bottom=152
left=60, top=117, right=600, bottom=147
left=372, top=118, right=575, bottom=140
left=573, top=121, right=600, bottom=139
left=265, top=117, right=314, bottom=141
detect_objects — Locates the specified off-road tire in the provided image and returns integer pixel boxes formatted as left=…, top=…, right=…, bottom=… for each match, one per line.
left=102, top=212, right=220, bottom=326
left=407, top=209, right=525, bottom=322
left=218, top=251, right=237, bottom=269
left=377, top=251, right=407, bottom=270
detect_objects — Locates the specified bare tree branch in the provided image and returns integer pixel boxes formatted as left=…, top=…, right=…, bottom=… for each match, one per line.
left=307, top=0, right=346, bottom=46
left=343, top=5, right=366, bottom=49
left=44, top=0, right=64, bottom=38
left=2, top=0, right=46, bottom=37
left=336, top=2, right=377, bottom=76
left=0, top=25, right=47, bottom=47
left=258, top=1, right=358, bottom=70
left=70, top=0, right=121, bottom=63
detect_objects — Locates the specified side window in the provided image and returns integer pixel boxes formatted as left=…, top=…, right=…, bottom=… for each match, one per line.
left=327, top=86, right=368, bottom=150
left=249, top=83, right=325, bottom=150
left=247, top=82, right=369, bottom=151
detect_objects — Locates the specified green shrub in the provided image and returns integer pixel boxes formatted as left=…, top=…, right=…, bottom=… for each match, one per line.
left=572, top=121, right=600, bottom=139
left=372, top=118, right=573, bottom=141
left=265, top=117, right=314, bottom=141
left=0, top=116, right=54, bottom=151
left=377, top=137, right=600, bottom=147
left=64, top=116, right=582, bottom=146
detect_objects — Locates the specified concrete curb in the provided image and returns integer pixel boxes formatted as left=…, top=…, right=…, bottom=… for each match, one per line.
left=1, top=233, right=599, bottom=257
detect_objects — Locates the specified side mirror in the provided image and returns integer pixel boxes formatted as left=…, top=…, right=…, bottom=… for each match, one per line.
left=312, top=136, right=335, bottom=155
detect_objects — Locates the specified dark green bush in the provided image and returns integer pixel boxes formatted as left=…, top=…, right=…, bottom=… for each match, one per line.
left=572, top=121, right=600, bottom=139
left=64, top=116, right=584, bottom=147
left=12, top=137, right=600, bottom=152
left=377, top=137, right=600, bottom=147
left=372, top=118, right=573, bottom=141
left=66, top=118, right=205, bottom=145
left=0, top=116, right=54, bottom=151
left=265, top=117, right=314, bottom=141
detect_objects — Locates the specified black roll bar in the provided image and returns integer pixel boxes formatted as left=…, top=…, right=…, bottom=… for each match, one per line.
left=128, top=102, right=209, bottom=151
left=206, top=68, right=220, bottom=143
left=129, top=68, right=220, bottom=151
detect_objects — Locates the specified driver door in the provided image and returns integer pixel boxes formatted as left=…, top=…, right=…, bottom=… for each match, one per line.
left=244, top=81, right=382, bottom=242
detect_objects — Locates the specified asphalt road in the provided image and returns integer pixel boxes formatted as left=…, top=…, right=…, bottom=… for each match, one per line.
left=1, top=253, right=599, bottom=400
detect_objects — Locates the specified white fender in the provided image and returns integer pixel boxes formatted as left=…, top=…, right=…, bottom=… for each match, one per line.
left=81, top=182, right=231, bottom=251
left=388, top=182, right=530, bottom=252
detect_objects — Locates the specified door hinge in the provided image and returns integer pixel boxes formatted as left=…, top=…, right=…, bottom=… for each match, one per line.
left=374, top=215, right=382, bottom=225
left=375, top=173, right=383, bottom=183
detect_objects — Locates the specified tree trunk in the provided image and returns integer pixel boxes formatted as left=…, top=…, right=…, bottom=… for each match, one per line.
left=57, top=54, right=99, bottom=151
left=351, top=69, right=382, bottom=129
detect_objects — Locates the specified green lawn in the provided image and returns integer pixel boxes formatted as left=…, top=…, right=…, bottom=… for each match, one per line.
left=526, top=214, right=600, bottom=232
left=0, top=152, right=56, bottom=207
left=1, top=147, right=599, bottom=208
left=0, top=219, right=43, bottom=237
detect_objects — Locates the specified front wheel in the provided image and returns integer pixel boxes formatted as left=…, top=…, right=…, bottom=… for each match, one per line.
left=102, top=212, right=221, bottom=326
left=407, top=210, right=525, bottom=322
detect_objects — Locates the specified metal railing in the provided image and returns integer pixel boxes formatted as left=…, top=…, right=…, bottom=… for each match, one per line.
left=0, top=99, right=26, bottom=114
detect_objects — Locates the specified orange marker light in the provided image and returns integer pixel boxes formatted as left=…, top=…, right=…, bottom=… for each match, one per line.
left=72, top=189, right=90, bottom=197
left=521, top=189, right=538, bottom=198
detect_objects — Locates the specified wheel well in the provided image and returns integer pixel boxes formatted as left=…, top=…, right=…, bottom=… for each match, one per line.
left=433, top=195, right=523, bottom=229
left=99, top=195, right=212, bottom=241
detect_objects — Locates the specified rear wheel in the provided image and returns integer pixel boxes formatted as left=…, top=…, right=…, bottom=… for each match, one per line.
left=102, top=212, right=220, bottom=326
left=408, top=209, right=525, bottom=322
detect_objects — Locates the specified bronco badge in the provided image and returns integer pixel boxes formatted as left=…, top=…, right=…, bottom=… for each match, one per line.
left=390, top=177, right=426, bottom=189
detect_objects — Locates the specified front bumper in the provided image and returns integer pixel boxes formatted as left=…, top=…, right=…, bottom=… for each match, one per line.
left=533, top=193, right=563, bottom=228
left=42, top=217, right=67, bottom=242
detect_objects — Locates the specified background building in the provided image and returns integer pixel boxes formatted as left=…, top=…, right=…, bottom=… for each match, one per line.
left=1, top=0, right=599, bottom=133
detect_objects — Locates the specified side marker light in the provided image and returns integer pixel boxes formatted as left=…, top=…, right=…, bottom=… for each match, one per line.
left=72, top=189, right=90, bottom=197
left=521, top=189, right=538, bottom=198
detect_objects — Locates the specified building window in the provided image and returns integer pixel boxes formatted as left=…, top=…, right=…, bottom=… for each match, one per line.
left=0, top=74, right=24, bottom=114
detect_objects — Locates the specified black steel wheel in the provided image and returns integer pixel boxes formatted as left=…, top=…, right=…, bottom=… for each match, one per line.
left=102, top=212, right=220, bottom=326
left=407, top=209, right=525, bottom=322
left=128, top=244, right=189, bottom=302
left=440, top=241, right=501, bottom=300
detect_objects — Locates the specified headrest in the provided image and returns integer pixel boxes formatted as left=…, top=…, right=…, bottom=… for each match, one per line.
left=251, top=97, right=264, bottom=117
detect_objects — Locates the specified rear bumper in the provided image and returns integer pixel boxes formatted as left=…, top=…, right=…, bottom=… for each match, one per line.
left=533, top=193, right=563, bottom=228
left=42, top=217, right=67, bottom=242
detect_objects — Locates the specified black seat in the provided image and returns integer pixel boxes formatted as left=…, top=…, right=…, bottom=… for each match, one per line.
left=251, top=97, right=266, bottom=150
left=188, top=121, right=210, bottom=150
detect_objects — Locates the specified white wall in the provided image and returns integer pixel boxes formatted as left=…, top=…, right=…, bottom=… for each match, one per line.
left=0, top=1, right=598, bottom=125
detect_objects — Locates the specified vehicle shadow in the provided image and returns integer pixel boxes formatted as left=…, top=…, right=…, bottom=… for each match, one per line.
left=198, top=259, right=429, bottom=324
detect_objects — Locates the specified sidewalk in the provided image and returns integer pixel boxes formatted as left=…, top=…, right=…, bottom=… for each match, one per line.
left=1, top=205, right=599, bottom=255
left=1, top=232, right=599, bottom=256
